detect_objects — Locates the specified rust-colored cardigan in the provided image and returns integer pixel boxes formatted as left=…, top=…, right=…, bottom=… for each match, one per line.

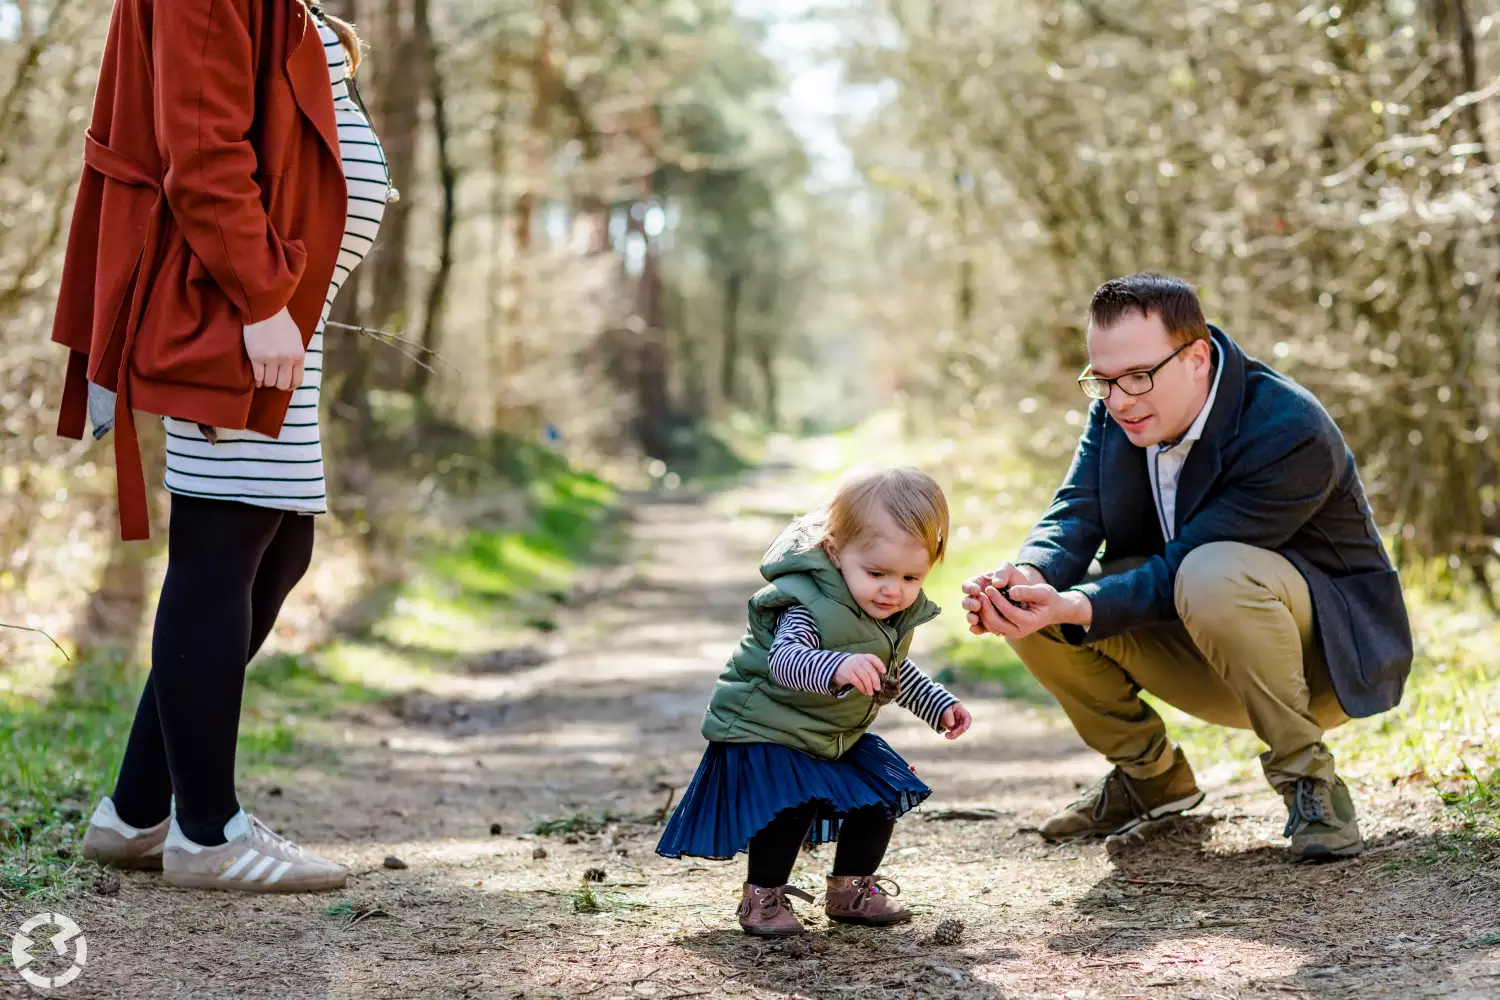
left=52, top=0, right=348, bottom=540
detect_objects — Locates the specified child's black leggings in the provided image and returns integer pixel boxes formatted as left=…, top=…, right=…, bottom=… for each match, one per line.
left=746, top=804, right=895, bottom=887
left=110, top=495, right=315, bottom=846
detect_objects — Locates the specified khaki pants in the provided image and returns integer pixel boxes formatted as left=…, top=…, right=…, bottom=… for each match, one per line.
left=1007, top=541, right=1347, bottom=791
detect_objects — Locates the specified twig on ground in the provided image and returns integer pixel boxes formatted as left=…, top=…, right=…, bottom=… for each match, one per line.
left=1083, top=927, right=1125, bottom=955
left=652, top=785, right=677, bottom=824
left=345, top=905, right=391, bottom=929
left=922, top=808, right=1006, bottom=822
left=1120, top=877, right=1281, bottom=903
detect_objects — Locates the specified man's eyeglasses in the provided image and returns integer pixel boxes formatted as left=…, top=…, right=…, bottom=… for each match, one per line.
left=1077, top=342, right=1191, bottom=400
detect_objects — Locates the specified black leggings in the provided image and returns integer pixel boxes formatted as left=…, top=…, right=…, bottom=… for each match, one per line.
left=111, top=495, right=315, bottom=846
left=745, top=804, right=896, bottom=888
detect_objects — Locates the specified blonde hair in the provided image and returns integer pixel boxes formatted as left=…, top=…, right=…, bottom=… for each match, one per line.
left=811, top=467, right=949, bottom=564
left=301, top=3, right=363, bottom=77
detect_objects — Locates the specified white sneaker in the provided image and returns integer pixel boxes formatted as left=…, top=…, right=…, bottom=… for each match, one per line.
left=162, top=812, right=347, bottom=893
left=80, top=797, right=169, bottom=870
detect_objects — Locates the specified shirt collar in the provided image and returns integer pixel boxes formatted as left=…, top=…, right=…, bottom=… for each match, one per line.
left=1156, top=340, right=1222, bottom=453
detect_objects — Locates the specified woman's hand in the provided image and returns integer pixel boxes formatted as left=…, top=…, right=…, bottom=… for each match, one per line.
left=243, top=307, right=305, bottom=390
left=832, top=653, right=886, bottom=697
left=940, top=703, right=973, bottom=740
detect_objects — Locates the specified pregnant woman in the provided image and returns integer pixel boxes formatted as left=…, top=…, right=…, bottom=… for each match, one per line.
left=52, top=0, right=392, bottom=892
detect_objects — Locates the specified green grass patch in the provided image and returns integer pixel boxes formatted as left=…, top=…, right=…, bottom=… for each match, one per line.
left=659, top=418, right=761, bottom=491
left=321, top=898, right=356, bottom=921
left=530, top=809, right=621, bottom=837
left=373, top=460, right=622, bottom=657
left=246, top=652, right=391, bottom=714
left=928, top=634, right=1049, bottom=703
left=0, top=655, right=139, bottom=900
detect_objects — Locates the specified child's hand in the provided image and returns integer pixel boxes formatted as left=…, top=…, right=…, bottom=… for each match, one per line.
left=833, top=653, right=886, bottom=696
left=940, top=703, right=973, bottom=739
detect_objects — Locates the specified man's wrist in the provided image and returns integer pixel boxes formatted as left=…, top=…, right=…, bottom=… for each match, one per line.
left=1061, top=590, right=1093, bottom=629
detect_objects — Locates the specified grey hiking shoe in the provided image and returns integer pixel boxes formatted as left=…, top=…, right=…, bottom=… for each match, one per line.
left=80, top=797, right=168, bottom=870
left=1283, top=776, right=1363, bottom=859
left=1041, top=753, right=1205, bottom=840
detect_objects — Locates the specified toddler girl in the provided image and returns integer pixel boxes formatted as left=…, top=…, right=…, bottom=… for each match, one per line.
left=656, top=467, right=973, bottom=936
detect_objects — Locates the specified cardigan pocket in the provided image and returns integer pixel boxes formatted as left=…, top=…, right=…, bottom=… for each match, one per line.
left=130, top=237, right=258, bottom=393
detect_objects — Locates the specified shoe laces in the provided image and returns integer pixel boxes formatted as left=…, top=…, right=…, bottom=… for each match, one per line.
left=1088, top=768, right=1152, bottom=823
left=740, top=884, right=813, bottom=919
left=246, top=815, right=307, bottom=859
left=839, top=875, right=902, bottom=911
left=1283, top=778, right=1330, bottom=837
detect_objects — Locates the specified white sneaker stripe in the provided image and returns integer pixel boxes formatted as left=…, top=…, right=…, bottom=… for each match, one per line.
left=222, top=849, right=260, bottom=880
left=246, top=856, right=277, bottom=882
left=265, top=861, right=293, bottom=884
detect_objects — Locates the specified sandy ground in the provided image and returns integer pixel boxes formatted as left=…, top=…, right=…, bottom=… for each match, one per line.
left=4, top=465, right=1499, bottom=1000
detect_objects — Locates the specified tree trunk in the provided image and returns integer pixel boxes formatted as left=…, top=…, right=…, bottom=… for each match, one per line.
left=719, top=269, right=743, bottom=406
left=631, top=178, right=669, bottom=459
left=409, top=0, right=456, bottom=401
left=515, top=0, right=559, bottom=254
left=753, top=335, right=778, bottom=429
left=367, top=0, right=421, bottom=386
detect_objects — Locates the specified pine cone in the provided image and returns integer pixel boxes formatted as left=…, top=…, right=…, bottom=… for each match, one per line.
left=583, top=867, right=607, bottom=882
left=931, top=918, right=965, bottom=946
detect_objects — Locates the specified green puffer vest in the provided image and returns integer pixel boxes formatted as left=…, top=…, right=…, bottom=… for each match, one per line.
left=701, top=521, right=941, bottom=760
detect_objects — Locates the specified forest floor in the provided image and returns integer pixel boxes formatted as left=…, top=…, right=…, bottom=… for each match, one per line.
left=3, top=447, right=1499, bottom=1000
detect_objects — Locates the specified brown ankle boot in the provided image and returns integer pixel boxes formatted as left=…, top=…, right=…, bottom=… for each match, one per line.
left=824, top=875, right=911, bottom=926
left=736, top=883, right=815, bottom=937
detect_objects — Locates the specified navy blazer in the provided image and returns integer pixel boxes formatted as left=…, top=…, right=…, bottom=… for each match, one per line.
left=1016, top=326, right=1413, bottom=718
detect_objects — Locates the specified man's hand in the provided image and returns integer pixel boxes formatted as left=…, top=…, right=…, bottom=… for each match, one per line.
left=961, top=569, right=1093, bottom=640
left=243, top=307, right=305, bottom=391
left=939, top=702, right=973, bottom=740
left=961, top=562, right=1044, bottom=635
left=832, top=653, right=886, bottom=696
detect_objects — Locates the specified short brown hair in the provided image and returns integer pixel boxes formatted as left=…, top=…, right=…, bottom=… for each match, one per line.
left=1088, top=272, right=1210, bottom=346
left=814, top=467, right=949, bottom=564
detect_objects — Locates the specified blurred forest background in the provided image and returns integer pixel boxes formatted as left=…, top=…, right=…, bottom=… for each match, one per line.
left=2, top=0, right=1499, bottom=666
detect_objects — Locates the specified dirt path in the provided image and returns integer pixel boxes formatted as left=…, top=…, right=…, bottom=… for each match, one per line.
left=8, top=467, right=1500, bottom=999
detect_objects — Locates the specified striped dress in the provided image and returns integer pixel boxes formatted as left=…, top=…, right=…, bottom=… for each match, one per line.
left=162, top=16, right=390, bottom=512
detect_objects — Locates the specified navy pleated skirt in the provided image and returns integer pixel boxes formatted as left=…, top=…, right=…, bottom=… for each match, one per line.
left=654, top=733, right=932, bottom=861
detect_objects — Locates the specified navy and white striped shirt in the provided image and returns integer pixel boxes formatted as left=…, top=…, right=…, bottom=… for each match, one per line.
left=768, top=605, right=960, bottom=731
